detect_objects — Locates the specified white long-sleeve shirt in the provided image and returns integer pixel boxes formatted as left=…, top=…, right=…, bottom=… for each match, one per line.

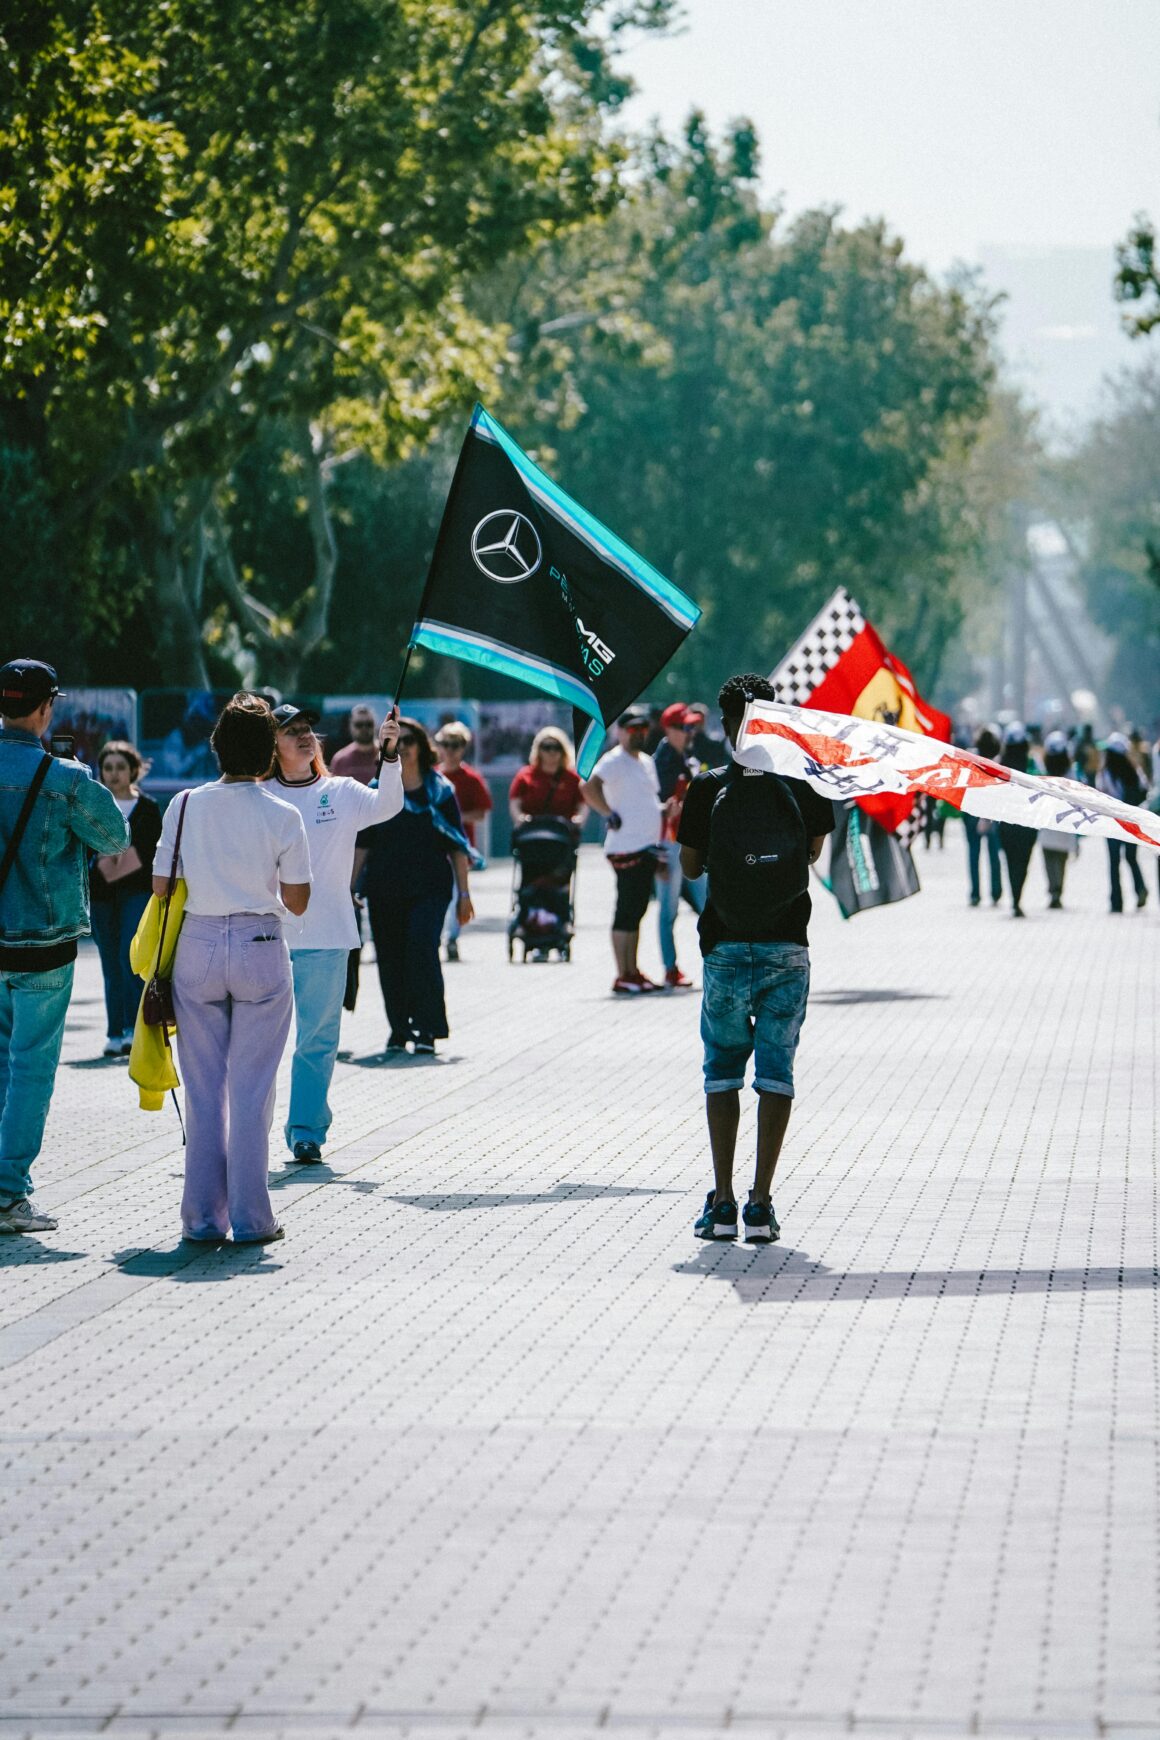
left=270, top=765, right=403, bottom=949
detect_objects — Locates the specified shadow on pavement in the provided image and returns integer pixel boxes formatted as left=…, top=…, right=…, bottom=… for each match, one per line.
left=62, top=1055, right=130, bottom=1070
left=345, top=1051, right=463, bottom=1069
left=0, top=1242, right=86, bottom=1266
left=268, top=1165, right=387, bottom=1193
left=391, top=1183, right=682, bottom=1212
left=811, top=988, right=948, bottom=1005
left=674, top=1244, right=1160, bottom=1303
left=113, top=1243, right=284, bottom=1279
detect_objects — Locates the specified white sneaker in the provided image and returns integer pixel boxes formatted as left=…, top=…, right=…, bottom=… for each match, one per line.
left=102, top=1037, right=121, bottom=1057
left=0, top=1197, right=59, bottom=1233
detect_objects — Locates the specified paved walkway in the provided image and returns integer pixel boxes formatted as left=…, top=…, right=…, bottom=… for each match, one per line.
left=3, top=828, right=1159, bottom=1739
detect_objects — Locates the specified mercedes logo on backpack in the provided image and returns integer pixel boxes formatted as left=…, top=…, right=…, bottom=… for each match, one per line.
left=706, top=767, right=810, bottom=931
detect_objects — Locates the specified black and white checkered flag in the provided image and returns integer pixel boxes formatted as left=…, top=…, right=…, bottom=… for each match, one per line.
left=768, top=587, right=864, bottom=705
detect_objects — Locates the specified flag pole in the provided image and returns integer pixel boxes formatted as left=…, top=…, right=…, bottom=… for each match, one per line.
left=393, top=637, right=416, bottom=709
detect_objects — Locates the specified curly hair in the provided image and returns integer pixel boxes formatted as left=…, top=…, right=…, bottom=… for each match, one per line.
left=717, top=673, right=778, bottom=721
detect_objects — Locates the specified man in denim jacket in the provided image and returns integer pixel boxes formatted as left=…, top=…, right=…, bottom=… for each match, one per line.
left=0, top=660, right=129, bottom=1233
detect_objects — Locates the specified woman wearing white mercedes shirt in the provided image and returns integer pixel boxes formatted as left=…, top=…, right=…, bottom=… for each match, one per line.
left=268, top=700, right=403, bottom=1162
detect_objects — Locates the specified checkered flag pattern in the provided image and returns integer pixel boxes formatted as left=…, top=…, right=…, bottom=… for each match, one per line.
left=769, top=587, right=864, bottom=705
left=896, top=805, right=924, bottom=851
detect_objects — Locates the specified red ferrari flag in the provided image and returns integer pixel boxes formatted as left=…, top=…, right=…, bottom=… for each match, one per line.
left=769, top=587, right=950, bottom=834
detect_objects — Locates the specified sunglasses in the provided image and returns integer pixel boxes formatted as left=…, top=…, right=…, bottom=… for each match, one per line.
left=397, top=733, right=418, bottom=747
left=540, top=742, right=564, bottom=753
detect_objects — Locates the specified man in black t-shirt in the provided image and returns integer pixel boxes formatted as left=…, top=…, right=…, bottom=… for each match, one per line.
left=677, top=673, right=835, bottom=1244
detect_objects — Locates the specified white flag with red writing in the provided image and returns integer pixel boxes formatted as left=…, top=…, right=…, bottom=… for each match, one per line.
left=735, top=699, right=1160, bottom=850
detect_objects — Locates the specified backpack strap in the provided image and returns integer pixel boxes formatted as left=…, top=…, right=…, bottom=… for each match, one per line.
left=0, top=753, right=53, bottom=900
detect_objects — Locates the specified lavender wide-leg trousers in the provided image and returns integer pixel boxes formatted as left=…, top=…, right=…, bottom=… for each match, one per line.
left=172, top=912, right=293, bottom=1242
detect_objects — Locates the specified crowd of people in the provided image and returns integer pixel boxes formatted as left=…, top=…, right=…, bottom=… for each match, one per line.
left=2, top=651, right=1158, bottom=1248
left=955, top=719, right=1160, bottom=916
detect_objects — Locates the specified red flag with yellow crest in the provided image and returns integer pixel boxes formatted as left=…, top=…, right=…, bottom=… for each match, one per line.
left=768, top=587, right=950, bottom=834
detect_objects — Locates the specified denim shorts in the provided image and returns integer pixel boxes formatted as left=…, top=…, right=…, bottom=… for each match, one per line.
left=700, top=941, right=810, bottom=1096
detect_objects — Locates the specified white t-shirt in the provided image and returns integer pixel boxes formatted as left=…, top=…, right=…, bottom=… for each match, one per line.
left=269, top=766, right=403, bottom=949
left=592, top=745, right=662, bottom=856
left=154, top=782, right=312, bottom=919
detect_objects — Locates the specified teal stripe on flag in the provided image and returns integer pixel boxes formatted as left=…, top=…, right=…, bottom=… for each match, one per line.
left=412, top=621, right=602, bottom=720
left=574, top=715, right=607, bottom=778
left=470, top=405, right=701, bottom=632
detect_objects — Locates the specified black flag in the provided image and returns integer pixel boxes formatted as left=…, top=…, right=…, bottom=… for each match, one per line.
left=823, top=803, right=921, bottom=918
left=410, top=405, right=700, bottom=773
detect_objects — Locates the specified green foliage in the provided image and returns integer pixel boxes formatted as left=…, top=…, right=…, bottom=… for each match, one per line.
left=0, top=0, right=676, bottom=678
left=1115, top=216, right=1160, bottom=338
left=1055, top=364, right=1160, bottom=724
left=485, top=118, right=999, bottom=698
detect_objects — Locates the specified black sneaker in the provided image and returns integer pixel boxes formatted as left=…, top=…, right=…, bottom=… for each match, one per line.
left=742, top=1198, right=780, bottom=1243
left=292, top=1140, right=322, bottom=1164
left=413, top=1035, right=436, bottom=1056
left=385, top=1033, right=409, bottom=1053
left=693, top=1190, right=738, bottom=1240
left=446, top=939, right=460, bottom=961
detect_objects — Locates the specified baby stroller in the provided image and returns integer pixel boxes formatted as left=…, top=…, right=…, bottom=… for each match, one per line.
left=508, top=817, right=577, bottom=962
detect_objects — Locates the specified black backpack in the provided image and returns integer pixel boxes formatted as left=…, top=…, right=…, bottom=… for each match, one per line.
left=706, top=764, right=810, bottom=933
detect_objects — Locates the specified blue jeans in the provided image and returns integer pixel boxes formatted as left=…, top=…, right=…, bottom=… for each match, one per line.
left=286, top=948, right=349, bottom=1151
left=0, top=962, right=75, bottom=1202
left=964, top=815, right=1002, bottom=903
left=655, top=840, right=705, bottom=971
left=91, top=889, right=150, bottom=1038
left=700, top=942, right=810, bottom=1096
left=1108, top=839, right=1147, bottom=912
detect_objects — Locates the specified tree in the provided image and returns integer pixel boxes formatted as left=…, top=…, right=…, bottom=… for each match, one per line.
left=481, top=117, right=999, bottom=698
left=1115, top=216, right=1160, bottom=338
left=0, top=0, right=677, bottom=682
left=1053, top=363, right=1160, bottom=726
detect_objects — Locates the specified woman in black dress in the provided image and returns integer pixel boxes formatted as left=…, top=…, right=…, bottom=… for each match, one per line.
left=358, top=718, right=477, bottom=1056
left=89, top=740, right=162, bottom=1055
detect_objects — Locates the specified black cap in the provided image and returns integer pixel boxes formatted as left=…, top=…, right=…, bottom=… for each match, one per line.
left=618, top=707, right=649, bottom=729
left=271, top=702, right=319, bottom=729
left=0, top=659, right=64, bottom=714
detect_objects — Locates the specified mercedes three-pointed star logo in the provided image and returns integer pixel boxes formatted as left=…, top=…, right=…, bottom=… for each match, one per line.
left=470, top=510, right=543, bottom=584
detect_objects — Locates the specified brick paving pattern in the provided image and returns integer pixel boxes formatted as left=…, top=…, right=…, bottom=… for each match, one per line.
left=2, top=829, right=1158, bottom=1739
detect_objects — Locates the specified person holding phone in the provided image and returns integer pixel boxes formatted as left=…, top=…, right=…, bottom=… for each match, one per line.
left=0, top=660, right=129, bottom=1234
left=267, top=701, right=403, bottom=1162
left=90, top=740, right=162, bottom=1057
left=153, top=694, right=312, bottom=1245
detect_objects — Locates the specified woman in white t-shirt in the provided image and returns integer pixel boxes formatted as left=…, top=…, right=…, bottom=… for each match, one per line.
left=153, top=694, right=312, bottom=1245
left=580, top=708, right=664, bottom=995
left=266, top=701, right=402, bottom=1163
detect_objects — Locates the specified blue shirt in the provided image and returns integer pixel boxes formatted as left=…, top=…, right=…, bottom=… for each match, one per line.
left=0, top=728, right=130, bottom=949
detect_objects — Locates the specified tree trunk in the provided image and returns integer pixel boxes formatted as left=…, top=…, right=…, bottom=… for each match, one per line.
left=152, top=497, right=211, bottom=688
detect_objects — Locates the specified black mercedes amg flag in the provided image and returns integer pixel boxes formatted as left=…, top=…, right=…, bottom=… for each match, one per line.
left=824, top=802, right=921, bottom=918
left=409, top=405, right=701, bottom=773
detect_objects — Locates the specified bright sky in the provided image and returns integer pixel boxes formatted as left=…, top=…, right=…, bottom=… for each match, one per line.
left=619, top=0, right=1160, bottom=424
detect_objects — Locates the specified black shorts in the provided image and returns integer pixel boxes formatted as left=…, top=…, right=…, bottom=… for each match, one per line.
left=609, top=852, right=656, bottom=931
